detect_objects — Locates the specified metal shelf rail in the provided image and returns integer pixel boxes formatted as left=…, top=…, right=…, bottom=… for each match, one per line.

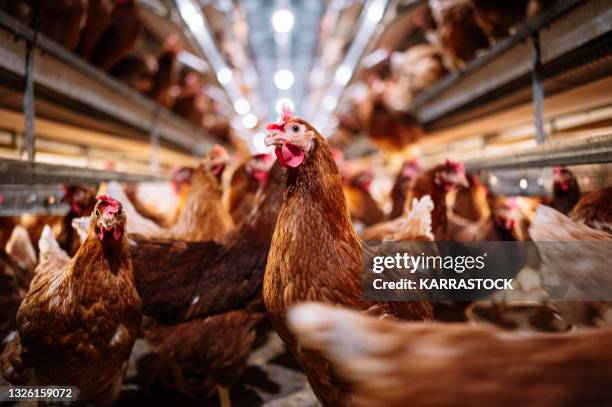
left=411, top=0, right=612, bottom=130
left=464, top=134, right=612, bottom=171
left=0, top=158, right=167, bottom=184
left=0, top=10, right=214, bottom=161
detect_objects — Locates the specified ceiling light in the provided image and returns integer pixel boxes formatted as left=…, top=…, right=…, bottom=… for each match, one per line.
left=274, top=69, right=294, bottom=90
left=334, top=65, right=352, bottom=86
left=216, top=67, right=233, bottom=84
left=242, top=113, right=258, bottom=129
left=233, top=98, right=250, bottom=115
left=275, top=98, right=295, bottom=114
left=178, top=0, right=204, bottom=31
left=272, top=9, right=294, bottom=33
left=519, top=178, right=528, bottom=189
left=367, top=2, right=385, bottom=24
left=322, top=95, right=337, bottom=111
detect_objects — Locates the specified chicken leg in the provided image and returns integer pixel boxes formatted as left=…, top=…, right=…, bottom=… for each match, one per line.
left=217, top=385, right=231, bottom=407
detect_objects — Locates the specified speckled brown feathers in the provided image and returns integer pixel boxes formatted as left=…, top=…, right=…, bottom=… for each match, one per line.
left=89, top=0, right=141, bottom=70
left=168, top=165, right=234, bottom=242
left=289, top=303, right=612, bottom=407
left=1, top=200, right=141, bottom=406
left=130, top=162, right=284, bottom=393
left=263, top=118, right=432, bottom=406
left=32, top=0, right=89, bottom=50
left=569, top=186, right=612, bottom=233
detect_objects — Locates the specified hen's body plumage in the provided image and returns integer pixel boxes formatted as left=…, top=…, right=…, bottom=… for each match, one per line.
left=32, top=0, right=88, bottom=50
left=289, top=302, right=612, bottom=407
left=90, top=0, right=141, bottom=70
left=1, top=201, right=141, bottom=406
left=568, top=186, right=611, bottom=233
left=263, top=119, right=431, bottom=406
left=77, top=0, right=114, bottom=58
left=130, top=162, right=284, bottom=394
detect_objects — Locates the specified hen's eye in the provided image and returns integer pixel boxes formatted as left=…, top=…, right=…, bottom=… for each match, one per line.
left=291, top=125, right=300, bottom=133
left=95, top=209, right=100, bottom=216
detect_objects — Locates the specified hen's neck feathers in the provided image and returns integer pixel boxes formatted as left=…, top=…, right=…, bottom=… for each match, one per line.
left=283, top=134, right=357, bottom=242
left=169, top=168, right=230, bottom=240
left=70, top=232, right=131, bottom=279
left=245, top=163, right=284, bottom=236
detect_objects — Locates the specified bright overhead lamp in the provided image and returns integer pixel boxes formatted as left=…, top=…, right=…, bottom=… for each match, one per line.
left=242, top=113, right=258, bottom=129
left=216, top=67, right=233, bottom=84
left=334, top=65, right=352, bottom=86
left=178, top=0, right=205, bottom=31
left=274, top=69, right=294, bottom=90
left=367, top=2, right=385, bottom=23
left=322, top=95, right=338, bottom=111
left=233, top=98, right=251, bottom=115
left=272, top=9, right=294, bottom=33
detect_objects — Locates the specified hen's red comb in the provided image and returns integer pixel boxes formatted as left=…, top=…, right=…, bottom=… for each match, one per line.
left=96, top=195, right=120, bottom=214
left=445, top=159, right=465, bottom=174
left=265, top=104, right=294, bottom=133
left=280, top=104, right=293, bottom=122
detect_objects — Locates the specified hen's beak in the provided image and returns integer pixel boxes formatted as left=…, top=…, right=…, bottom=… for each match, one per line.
left=452, top=172, right=469, bottom=188
left=97, top=214, right=123, bottom=241
left=264, top=131, right=286, bottom=147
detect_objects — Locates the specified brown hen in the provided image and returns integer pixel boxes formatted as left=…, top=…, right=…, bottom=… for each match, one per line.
left=429, top=0, right=489, bottom=69
left=77, top=0, right=115, bottom=58
left=568, top=186, right=611, bottom=233
left=289, top=302, right=612, bottom=407
left=129, top=162, right=284, bottom=402
left=1, top=196, right=141, bottom=405
left=361, top=160, right=468, bottom=241
left=31, top=0, right=88, bottom=50
left=89, top=0, right=141, bottom=70
left=263, top=111, right=432, bottom=406
left=227, top=153, right=274, bottom=226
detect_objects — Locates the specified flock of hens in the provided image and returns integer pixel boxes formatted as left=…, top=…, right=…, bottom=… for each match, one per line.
left=0, top=0, right=232, bottom=141
left=0, top=0, right=612, bottom=407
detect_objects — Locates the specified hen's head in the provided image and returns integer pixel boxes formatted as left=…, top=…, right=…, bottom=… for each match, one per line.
left=350, top=170, right=374, bottom=192
left=163, top=34, right=182, bottom=54
left=264, top=106, right=318, bottom=168
left=170, top=166, right=194, bottom=193
left=433, top=159, right=468, bottom=192
left=91, top=195, right=126, bottom=242
left=63, top=185, right=96, bottom=215
left=245, top=153, right=274, bottom=183
left=400, top=159, right=421, bottom=180
left=553, top=166, right=577, bottom=193
left=201, top=145, right=230, bottom=181
left=493, top=197, right=521, bottom=232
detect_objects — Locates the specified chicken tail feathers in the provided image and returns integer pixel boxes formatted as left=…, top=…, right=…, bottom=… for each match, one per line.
left=288, top=302, right=402, bottom=372
left=71, top=216, right=91, bottom=244
left=38, top=225, right=62, bottom=256
left=388, top=195, right=435, bottom=241
left=5, top=225, right=37, bottom=273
